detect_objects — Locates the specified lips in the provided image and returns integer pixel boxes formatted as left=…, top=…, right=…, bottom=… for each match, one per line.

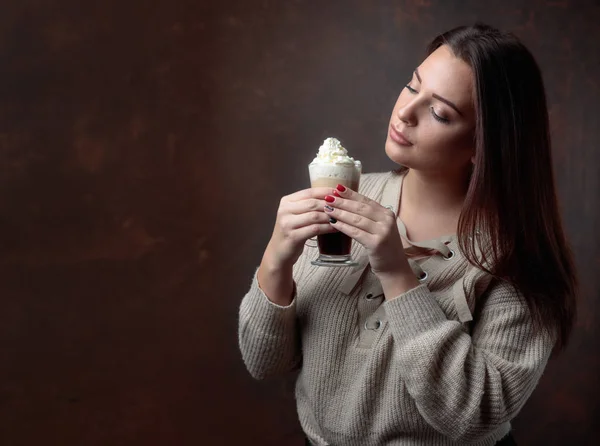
left=389, top=125, right=413, bottom=146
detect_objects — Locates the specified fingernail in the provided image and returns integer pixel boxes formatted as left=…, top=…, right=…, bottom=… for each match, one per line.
left=336, top=184, right=346, bottom=192
left=324, top=205, right=334, bottom=212
left=324, top=195, right=335, bottom=203
left=332, top=190, right=341, bottom=197
left=329, top=217, right=337, bottom=224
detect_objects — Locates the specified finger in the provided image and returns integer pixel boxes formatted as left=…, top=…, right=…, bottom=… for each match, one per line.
left=283, top=198, right=327, bottom=215
left=328, top=217, right=374, bottom=248
left=332, top=185, right=395, bottom=220
left=293, top=222, right=339, bottom=242
left=323, top=194, right=378, bottom=224
left=331, top=184, right=375, bottom=206
left=324, top=204, right=377, bottom=234
left=284, top=187, right=338, bottom=203
left=285, top=211, right=332, bottom=230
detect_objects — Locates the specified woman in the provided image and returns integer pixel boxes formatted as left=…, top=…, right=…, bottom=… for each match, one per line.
left=238, top=23, right=577, bottom=445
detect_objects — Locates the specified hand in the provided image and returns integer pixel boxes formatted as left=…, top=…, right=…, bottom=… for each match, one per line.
left=264, top=187, right=339, bottom=270
left=324, top=185, right=419, bottom=295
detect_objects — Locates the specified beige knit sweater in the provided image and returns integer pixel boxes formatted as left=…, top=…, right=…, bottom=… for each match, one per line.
left=238, top=171, right=555, bottom=445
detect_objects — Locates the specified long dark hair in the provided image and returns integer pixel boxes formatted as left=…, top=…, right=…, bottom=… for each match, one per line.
left=426, top=24, right=577, bottom=352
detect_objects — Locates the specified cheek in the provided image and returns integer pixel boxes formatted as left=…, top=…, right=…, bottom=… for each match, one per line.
left=424, top=125, right=474, bottom=157
left=453, top=126, right=475, bottom=151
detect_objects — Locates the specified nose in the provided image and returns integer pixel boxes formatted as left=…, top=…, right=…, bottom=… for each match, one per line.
left=397, top=98, right=417, bottom=126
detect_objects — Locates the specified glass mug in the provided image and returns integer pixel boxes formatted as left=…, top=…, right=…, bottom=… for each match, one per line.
left=308, top=161, right=361, bottom=267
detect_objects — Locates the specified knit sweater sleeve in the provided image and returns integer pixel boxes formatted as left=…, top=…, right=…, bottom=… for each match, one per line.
left=383, top=281, right=555, bottom=443
left=238, top=254, right=309, bottom=380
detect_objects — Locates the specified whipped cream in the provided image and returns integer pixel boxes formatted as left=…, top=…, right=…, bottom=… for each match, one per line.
left=311, top=137, right=362, bottom=168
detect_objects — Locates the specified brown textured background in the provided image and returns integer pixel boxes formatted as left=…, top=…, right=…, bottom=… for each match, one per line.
left=0, top=1, right=598, bottom=445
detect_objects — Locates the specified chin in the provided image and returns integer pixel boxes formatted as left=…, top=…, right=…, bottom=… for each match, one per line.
left=385, top=138, right=413, bottom=167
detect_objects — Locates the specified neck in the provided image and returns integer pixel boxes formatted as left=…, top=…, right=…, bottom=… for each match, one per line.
left=402, top=168, right=470, bottom=216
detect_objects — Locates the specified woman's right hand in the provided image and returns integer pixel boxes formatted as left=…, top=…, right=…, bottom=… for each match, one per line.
left=263, top=187, right=338, bottom=270
left=258, top=187, right=337, bottom=305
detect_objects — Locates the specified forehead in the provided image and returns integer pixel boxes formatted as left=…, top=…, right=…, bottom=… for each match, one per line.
left=418, top=45, right=474, bottom=113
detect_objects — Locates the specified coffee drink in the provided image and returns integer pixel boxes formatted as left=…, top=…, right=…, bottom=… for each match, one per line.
left=308, top=138, right=362, bottom=265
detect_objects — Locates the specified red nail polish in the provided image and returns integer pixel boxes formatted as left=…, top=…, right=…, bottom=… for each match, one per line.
left=325, top=195, right=335, bottom=203
left=332, top=190, right=341, bottom=197
left=336, top=184, right=346, bottom=192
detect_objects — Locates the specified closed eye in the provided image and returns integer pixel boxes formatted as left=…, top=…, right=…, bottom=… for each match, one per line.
left=405, top=84, right=451, bottom=124
left=430, top=107, right=450, bottom=124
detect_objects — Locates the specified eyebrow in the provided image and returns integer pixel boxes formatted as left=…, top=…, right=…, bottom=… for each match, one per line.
left=414, top=68, right=463, bottom=116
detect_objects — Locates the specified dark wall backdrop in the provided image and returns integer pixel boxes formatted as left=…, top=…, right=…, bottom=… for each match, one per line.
left=0, top=1, right=598, bottom=445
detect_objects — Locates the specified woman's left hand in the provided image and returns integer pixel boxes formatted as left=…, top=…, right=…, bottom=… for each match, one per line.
left=324, top=185, right=413, bottom=279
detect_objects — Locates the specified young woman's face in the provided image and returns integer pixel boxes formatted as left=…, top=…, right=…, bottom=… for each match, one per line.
left=385, top=45, right=476, bottom=175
